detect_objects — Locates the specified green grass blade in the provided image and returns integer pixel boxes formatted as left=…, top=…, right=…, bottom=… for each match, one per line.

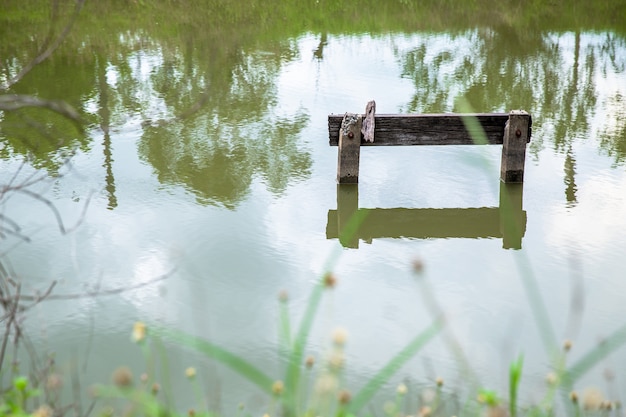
left=563, top=322, right=626, bottom=384
left=348, top=317, right=445, bottom=413
left=284, top=280, right=324, bottom=411
left=459, top=113, right=489, bottom=146
left=509, top=354, right=524, bottom=417
left=278, top=293, right=292, bottom=359
left=155, top=327, right=274, bottom=395
left=338, top=208, right=368, bottom=247
left=284, top=208, right=369, bottom=410
left=514, top=254, right=559, bottom=354
left=457, top=97, right=558, bottom=356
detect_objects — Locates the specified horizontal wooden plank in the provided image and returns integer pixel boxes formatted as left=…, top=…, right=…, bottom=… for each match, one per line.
left=328, top=113, right=522, bottom=146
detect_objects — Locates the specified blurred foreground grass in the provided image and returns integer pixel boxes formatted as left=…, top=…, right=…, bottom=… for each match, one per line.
left=2, top=258, right=625, bottom=417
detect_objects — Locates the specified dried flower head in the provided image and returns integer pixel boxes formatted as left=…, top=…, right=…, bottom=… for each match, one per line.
left=419, top=406, right=432, bottom=417
left=305, top=355, right=315, bottom=369
left=486, top=406, right=507, bottom=417
left=188, top=409, right=196, bottom=417
left=583, top=387, right=604, bottom=410
left=338, top=390, right=352, bottom=404
left=435, top=376, right=444, bottom=387
left=397, top=383, right=408, bottom=395
left=332, top=327, right=348, bottom=346
left=545, top=372, right=558, bottom=385
left=315, top=374, right=338, bottom=395
left=412, top=258, right=425, bottom=275
left=32, top=405, right=52, bottom=417
left=46, top=373, right=62, bottom=391
left=132, top=322, right=147, bottom=343
left=602, top=401, right=613, bottom=410
left=570, top=391, right=578, bottom=403
left=185, top=367, right=196, bottom=379
left=582, top=387, right=604, bottom=410
left=272, top=380, right=284, bottom=395
left=151, top=383, right=161, bottom=395
left=563, top=339, right=573, bottom=351
left=328, top=351, right=345, bottom=371
left=323, top=272, right=337, bottom=288
left=112, top=367, right=133, bottom=387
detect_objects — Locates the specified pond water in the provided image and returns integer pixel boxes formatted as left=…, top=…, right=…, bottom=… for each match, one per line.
left=1, top=1, right=626, bottom=414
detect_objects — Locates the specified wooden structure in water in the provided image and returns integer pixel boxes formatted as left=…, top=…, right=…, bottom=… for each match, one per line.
left=326, top=102, right=531, bottom=249
left=329, top=102, right=532, bottom=183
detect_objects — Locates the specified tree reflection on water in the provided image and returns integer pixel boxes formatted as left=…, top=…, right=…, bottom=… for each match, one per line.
left=1, top=0, right=625, bottom=209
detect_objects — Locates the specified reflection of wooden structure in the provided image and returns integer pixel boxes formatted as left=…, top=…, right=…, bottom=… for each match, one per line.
left=329, top=108, right=532, bottom=183
left=326, top=183, right=527, bottom=249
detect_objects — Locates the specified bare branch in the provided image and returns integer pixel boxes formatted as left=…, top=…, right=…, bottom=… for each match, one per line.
left=1, top=159, right=49, bottom=199
left=0, top=94, right=82, bottom=127
left=0, top=0, right=87, bottom=91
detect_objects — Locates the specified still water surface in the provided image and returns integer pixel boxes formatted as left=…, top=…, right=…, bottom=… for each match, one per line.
left=1, top=4, right=626, bottom=413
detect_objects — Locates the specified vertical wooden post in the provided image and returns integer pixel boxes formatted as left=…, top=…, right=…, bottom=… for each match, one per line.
left=336, top=184, right=359, bottom=248
left=337, top=113, right=362, bottom=184
left=500, top=110, right=530, bottom=183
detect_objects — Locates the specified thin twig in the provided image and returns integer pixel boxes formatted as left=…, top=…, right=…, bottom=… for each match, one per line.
left=13, top=188, right=67, bottom=234
left=64, top=191, right=93, bottom=235
left=0, top=225, right=32, bottom=243
left=0, top=269, right=175, bottom=303
left=0, top=282, right=21, bottom=370
left=71, top=359, right=83, bottom=417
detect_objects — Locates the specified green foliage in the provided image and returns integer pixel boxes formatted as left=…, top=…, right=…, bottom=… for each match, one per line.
left=91, top=227, right=445, bottom=417
left=0, top=376, right=41, bottom=417
left=478, top=388, right=500, bottom=407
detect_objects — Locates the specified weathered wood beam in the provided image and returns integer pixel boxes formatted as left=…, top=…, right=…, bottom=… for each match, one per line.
left=328, top=113, right=526, bottom=146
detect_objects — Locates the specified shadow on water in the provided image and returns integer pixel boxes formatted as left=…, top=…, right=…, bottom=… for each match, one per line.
left=327, top=182, right=526, bottom=249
